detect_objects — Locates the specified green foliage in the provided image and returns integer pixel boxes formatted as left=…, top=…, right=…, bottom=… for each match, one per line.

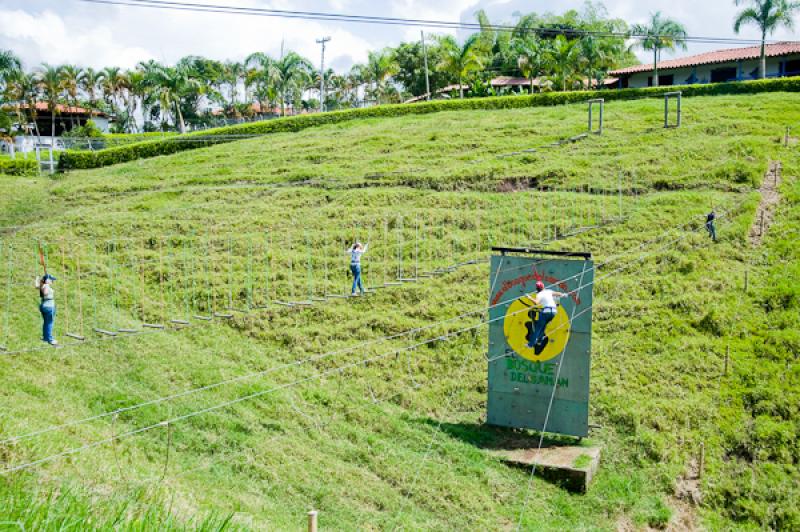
left=59, top=77, right=800, bottom=171
left=61, top=119, right=103, bottom=139
left=0, top=156, right=38, bottom=176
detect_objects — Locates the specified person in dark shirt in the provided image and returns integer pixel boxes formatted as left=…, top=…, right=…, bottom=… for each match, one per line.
left=705, top=211, right=717, bottom=242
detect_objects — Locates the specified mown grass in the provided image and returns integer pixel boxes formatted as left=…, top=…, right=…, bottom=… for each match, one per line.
left=0, top=91, right=798, bottom=530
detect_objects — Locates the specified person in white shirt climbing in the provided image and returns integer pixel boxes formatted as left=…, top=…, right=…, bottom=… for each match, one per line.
left=525, top=281, right=566, bottom=354
left=347, top=242, right=368, bottom=296
left=35, top=274, right=58, bottom=346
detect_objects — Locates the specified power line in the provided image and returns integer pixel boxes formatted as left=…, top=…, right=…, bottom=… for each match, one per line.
left=71, top=0, right=788, bottom=46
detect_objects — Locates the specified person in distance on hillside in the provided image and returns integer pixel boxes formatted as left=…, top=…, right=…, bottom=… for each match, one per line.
left=526, top=281, right=566, bottom=355
left=705, top=210, right=717, bottom=242
left=35, top=274, right=58, bottom=346
left=348, top=241, right=368, bottom=296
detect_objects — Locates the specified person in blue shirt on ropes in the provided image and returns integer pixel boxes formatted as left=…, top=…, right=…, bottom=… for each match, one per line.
left=347, top=242, right=368, bottom=296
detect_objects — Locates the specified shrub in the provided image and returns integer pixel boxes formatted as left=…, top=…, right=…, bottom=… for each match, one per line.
left=0, top=157, right=38, bottom=176
left=59, top=76, right=800, bottom=171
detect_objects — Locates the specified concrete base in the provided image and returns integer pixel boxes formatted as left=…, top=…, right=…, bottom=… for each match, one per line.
left=494, top=445, right=601, bottom=493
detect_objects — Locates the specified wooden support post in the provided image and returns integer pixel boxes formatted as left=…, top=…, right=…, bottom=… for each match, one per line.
left=785, top=126, right=790, bottom=147
left=698, top=442, right=705, bottom=480
left=308, top=510, right=318, bottom=532
left=724, top=345, right=730, bottom=376
left=744, top=269, right=748, bottom=293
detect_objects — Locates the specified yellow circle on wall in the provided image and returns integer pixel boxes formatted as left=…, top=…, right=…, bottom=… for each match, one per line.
left=503, top=297, right=571, bottom=362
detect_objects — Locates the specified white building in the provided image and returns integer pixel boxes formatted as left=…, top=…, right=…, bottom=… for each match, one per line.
left=610, top=42, right=800, bottom=89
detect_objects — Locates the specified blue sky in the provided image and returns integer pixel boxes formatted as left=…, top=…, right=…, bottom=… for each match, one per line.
left=0, top=0, right=797, bottom=71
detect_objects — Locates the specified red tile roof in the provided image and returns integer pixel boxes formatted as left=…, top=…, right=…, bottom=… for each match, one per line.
left=610, top=42, right=800, bottom=76
left=17, top=102, right=108, bottom=117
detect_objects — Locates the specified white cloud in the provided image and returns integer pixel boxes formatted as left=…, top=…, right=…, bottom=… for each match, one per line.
left=0, top=0, right=797, bottom=70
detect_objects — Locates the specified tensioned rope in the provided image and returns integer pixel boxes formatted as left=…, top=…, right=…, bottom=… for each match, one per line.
left=0, top=200, right=737, bottom=474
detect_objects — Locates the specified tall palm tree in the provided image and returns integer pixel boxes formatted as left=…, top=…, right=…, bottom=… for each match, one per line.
left=59, top=65, right=82, bottom=127
left=513, top=35, right=545, bottom=92
left=99, top=66, right=130, bottom=116
left=142, top=64, right=201, bottom=133
left=631, top=12, right=688, bottom=87
left=246, top=52, right=277, bottom=114
left=734, top=0, right=799, bottom=79
left=0, top=49, right=22, bottom=98
left=4, top=70, right=38, bottom=138
left=271, top=52, right=313, bottom=116
left=79, top=67, right=102, bottom=109
left=224, top=60, right=247, bottom=106
left=436, top=34, right=486, bottom=98
left=579, top=36, right=618, bottom=89
left=355, top=48, right=400, bottom=104
left=545, top=36, right=581, bottom=91
left=34, top=64, right=65, bottom=139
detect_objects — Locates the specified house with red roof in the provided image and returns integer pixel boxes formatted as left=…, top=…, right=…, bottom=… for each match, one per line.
left=610, top=42, right=800, bottom=89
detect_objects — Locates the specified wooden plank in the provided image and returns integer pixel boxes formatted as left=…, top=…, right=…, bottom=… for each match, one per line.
left=65, top=333, right=85, bottom=341
left=118, top=328, right=139, bottom=334
left=93, top=328, right=118, bottom=337
left=170, top=319, right=190, bottom=325
left=193, top=315, right=213, bottom=321
left=213, top=313, right=234, bottom=318
left=142, top=323, right=165, bottom=329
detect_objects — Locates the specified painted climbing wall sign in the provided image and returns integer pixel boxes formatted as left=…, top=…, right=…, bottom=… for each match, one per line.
left=486, top=248, right=594, bottom=438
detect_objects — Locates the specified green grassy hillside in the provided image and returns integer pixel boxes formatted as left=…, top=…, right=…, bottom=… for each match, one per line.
left=0, top=91, right=798, bottom=530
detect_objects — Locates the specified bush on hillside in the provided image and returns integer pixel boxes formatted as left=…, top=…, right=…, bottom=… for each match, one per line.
left=0, top=157, right=38, bottom=176
left=59, top=76, right=800, bottom=171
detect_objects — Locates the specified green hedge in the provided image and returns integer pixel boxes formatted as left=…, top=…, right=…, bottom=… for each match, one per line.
left=0, top=157, right=39, bottom=176
left=59, top=76, right=800, bottom=171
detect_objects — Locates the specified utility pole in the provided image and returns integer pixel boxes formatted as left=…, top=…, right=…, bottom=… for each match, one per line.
left=421, top=31, right=431, bottom=100
left=316, top=36, right=331, bottom=112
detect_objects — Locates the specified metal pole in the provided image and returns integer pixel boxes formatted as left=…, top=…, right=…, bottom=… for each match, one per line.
left=677, top=93, right=682, bottom=128
left=664, top=95, right=669, bottom=128
left=588, top=101, right=592, bottom=134
left=599, top=100, right=604, bottom=135
left=316, top=36, right=331, bottom=112
left=618, top=172, right=623, bottom=219
left=308, top=510, right=318, bottom=532
left=421, top=31, right=431, bottom=101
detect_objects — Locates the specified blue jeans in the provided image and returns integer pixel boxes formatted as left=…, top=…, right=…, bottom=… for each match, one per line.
left=350, top=264, right=365, bottom=294
left=40, top=300, right=56, bottom=343
left=528, top=308, right=556, bottom=348
left=705, top=221, right=717, bottom=241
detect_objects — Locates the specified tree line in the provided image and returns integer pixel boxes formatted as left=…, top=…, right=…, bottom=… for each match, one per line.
left=0, top=0, right=795, bottom=135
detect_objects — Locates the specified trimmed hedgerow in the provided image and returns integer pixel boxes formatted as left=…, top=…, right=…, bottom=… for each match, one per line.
left=0, top=157, right=39, bottom=177
left=59, top=76, right=800, bottom=171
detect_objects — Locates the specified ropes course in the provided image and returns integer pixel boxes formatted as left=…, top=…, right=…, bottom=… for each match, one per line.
left=0, top=195, right=741, bottom=477
left=0, top=185, right=637, bottom=356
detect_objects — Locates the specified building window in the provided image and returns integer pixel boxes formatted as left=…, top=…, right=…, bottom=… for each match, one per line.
left=711, top=67, right=737, bottom=83
left=659, top=75, right=674, bottom=86
left=785, top=59, right=800, bottom=77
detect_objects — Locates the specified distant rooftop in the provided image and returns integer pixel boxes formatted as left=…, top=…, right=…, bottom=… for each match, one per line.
left=610, top=42, right=800, bottom=76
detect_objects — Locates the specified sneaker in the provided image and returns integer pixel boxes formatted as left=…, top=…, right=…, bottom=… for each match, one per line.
left=351, top=292, right=357, bottom=296
left=49, top=340, right=59, bottom=346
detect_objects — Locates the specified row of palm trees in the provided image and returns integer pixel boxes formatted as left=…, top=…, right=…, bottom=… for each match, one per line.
left=0, top=0, right=795, bottom=134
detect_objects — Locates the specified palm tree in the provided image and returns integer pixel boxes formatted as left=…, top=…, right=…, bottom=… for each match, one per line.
left=99, top=66, right=130, bottom=116
left=734, top=0, right=799, bottom=79
left=142, top=64, right=201, bottom=133
left=34, top=64, right=65, bottom=139
left=631, top=12, right=688, bottom=87
left=271, top=52, right=313, bottom=116
left=246, top=52, right=277, bottom=115
left=436, top=34, right=486, bottom=98
left=579, top=36, right=618, bottom=89
left=355, top=48, right=400, bottom=104
left=79, top=67, right=102, bottom=109
left=224, top=60, right=247, bottom=106
left=545, top=36, right=581, bottom=91
left=4, top=70, right=38, bottom=137
left=513, top=35, right=545, bottom=92
left=0, top=49, right=22, bottom=98
left=59, top=65, right=82, bottom=127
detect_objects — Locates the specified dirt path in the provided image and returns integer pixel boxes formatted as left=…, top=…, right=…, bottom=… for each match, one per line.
left=749, top=161, right=782, bottom=246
